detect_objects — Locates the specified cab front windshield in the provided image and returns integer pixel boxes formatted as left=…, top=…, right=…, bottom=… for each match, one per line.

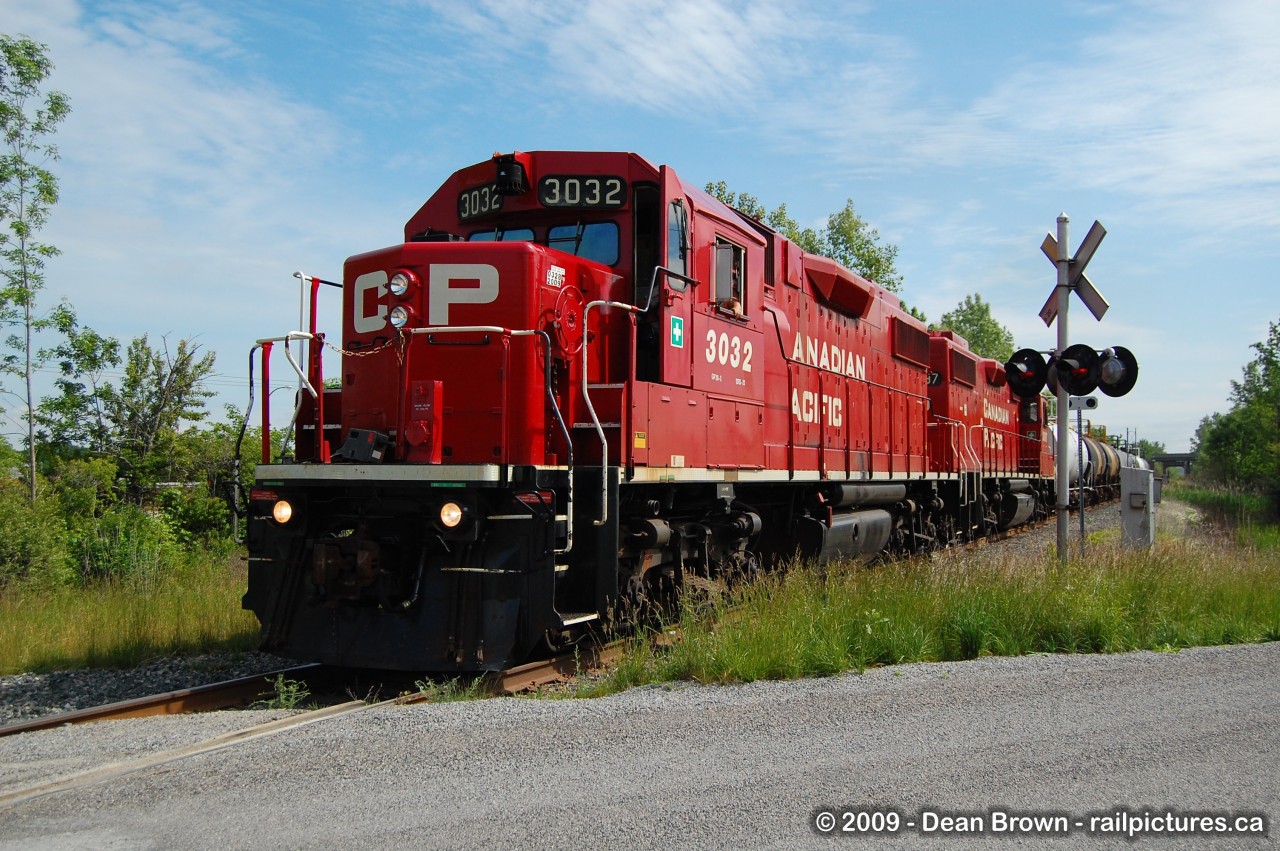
left=468, top=221, right=619, bottom=266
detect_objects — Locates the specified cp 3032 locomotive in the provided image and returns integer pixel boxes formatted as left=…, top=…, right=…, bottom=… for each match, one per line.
left=241, top=150, right=1142, bottom=672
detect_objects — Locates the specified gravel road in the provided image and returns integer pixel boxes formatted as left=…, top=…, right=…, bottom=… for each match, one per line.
left=1, top=641, right=1275, bottom=850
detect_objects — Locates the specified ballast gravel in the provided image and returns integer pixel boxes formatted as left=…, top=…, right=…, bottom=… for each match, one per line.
left=0, top=652, right=295, bottom=726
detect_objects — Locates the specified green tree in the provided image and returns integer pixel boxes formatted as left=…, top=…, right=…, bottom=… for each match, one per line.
left=1192, top=317, right=1280, bottom=488
left=1108, top=435, right=1165, bottom=461
left=704, top=183, right=906, bottom=298
left=822, top=199, right=903, bottom=293
left=106, top=335, right=217, bottom=502
left=1134, top=438, right=1166, bottom=461
left=934, top=293, right=1015, bottom=362
left=704, top=181, right=825, bottom=255
left=36, top=308, right=121, bottom=455
left=0, top=34, right=71, bottom=500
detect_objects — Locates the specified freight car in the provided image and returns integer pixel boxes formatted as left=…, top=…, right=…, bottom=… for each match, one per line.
left=241, top=150, right=1135, bottom=672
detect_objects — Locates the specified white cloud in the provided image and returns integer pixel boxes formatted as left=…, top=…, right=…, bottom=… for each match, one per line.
left=870, top=2, right=1280, bottom=235
left=413, top=0, right=832, bottom=112
left=3, top=1, right=389, bottom=422
left=4, top=0, right=1268, bottom=452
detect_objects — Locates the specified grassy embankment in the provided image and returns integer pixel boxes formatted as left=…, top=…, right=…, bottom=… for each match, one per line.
left=578, top=494, right=1280, bottom=697
left=0, top=554, right=259, bottom=676
left=1, top=491, right=1276, bottom=684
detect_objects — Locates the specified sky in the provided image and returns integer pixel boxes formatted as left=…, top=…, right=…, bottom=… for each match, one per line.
left=3, top=0, right=1278, bottom=453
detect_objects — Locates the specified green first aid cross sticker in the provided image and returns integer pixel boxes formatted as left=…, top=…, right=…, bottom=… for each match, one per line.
left=670, top=316, right=684, bottom=348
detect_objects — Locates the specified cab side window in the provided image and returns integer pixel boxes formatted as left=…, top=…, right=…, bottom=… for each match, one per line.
left=714, top=237, right=745, bottom=314
left=666, top=200, right=688, bottom=287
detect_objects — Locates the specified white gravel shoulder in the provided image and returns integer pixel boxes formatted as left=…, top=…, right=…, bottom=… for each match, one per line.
left=1, top=642, right=1276, bottom=850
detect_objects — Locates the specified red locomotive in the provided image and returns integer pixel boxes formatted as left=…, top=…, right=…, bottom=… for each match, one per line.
left=243, top=150, right=1078, bottom=672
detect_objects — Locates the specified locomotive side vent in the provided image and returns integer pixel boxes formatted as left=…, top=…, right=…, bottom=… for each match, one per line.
left=951, top=351, right=978, bottom=387
left=892, top=318, right=931, bottom=368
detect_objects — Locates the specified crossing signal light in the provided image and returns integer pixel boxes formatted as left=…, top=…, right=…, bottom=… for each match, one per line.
left=1005, top=344, right=1137, bottom=399
left=1005, top=348, right=1048, bottom=399
left=1097, top=345, right=1138, bottom=397
left=1047, top=343, right=1101, bottom=396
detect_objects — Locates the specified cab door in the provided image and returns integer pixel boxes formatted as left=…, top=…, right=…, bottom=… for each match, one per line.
left=657, top=165, right=693, bottom=388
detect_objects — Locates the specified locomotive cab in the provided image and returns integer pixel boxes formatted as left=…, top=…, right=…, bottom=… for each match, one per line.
left=246, top=152, right=674, bottom=671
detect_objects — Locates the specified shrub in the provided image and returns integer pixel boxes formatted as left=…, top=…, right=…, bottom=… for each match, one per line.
left=49, top=456, right=119, bottom=531
left=70, top=503, right=185, bottom=582
left=158, top=486, right=232, bottom=547
left=0, top=479, right=73, bottom=586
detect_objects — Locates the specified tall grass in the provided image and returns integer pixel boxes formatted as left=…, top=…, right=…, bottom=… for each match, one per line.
left=1168, top=482, right=1279, bottom=549
left=0, top=552, right=260, bottom=675
left=581, top=533, right=1280, bottom=696
left=1169, top=482, right=1276, bottom=525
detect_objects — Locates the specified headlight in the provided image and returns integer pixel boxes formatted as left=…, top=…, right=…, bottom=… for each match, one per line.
left=439, top=501, right=464, bottom=528
left=389, top=270, right=415, bottom=296
left=272, top=500, right=294, bottom=524
left=389, top=305, right=412, bottom=328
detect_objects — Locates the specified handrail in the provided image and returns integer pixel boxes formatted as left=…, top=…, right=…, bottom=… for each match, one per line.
left=251, top=332, right=319, bottom=463
left=293, top=272, right=341, bottom=463
left=931, top=415, right=978, bottom=473
left=582, top=300, right=642, bottom=526
left=639, top=265, right=699, bottom=313
left=968, top=422, right=1018, bottom=477
left=930, top=414, right=979, bottom=506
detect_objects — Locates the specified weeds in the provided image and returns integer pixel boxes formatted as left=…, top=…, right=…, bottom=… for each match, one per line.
left=1169, top=482, right=1277, bottom=528
left=255, top=674, right=311, bottom=710
left=5, top=496, right=1277, bottom=703
left=414, top=675, right=490, bottom=702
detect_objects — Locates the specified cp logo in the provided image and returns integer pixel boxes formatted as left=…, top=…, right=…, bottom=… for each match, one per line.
left=352, top=264, right=499, bottom=332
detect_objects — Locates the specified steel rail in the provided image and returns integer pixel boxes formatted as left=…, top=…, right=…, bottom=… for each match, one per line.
left=0, top=663, right=322, bottom=739
left=482, top=640, right=625, bottom=695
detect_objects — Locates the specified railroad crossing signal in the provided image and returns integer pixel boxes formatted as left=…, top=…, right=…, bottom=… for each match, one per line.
left=1004, top=345, right=1138, bottom=399
left=1047, top=343, right=1101, bottom=396
left=1096, top=345, right=1139, bottom=397
left=1039, top=220, right=1110, bottom=325
left=1006, top=348, right=1047, bottom=399
left=1037, top=214, right=1117, bottom=567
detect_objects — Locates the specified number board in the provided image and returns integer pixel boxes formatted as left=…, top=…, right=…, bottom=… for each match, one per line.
left=538, top=175, right=627, bottom=209
left=457, top=183, right=503, bottom=221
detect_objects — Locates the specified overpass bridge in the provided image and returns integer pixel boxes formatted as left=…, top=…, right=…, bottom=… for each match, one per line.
left=1152, top=453, right=1194, bottom=474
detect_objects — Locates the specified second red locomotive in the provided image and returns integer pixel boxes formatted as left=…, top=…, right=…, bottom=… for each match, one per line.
left=244, top=150, right=1081, bottom=672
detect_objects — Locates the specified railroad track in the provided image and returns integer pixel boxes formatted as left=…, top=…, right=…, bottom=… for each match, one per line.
left=0, top=641, right=622, bottom=810
left=0, top=663, right=324, bottom=739
left=483, top=639, right=624, bottom=693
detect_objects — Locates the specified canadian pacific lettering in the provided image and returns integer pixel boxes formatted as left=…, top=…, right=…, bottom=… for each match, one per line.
left=791, top=390, right=843, bottom=427
left=791, top=333, right=867, bottom=380
left=983, top=398, right=1011, bottom=424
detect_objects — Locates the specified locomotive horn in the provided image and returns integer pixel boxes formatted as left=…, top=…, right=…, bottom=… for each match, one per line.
left=494, top=152, right=529, bottom=195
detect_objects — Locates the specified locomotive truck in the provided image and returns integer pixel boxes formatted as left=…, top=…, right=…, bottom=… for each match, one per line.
left=242, top=150, right=1120, bottom=672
